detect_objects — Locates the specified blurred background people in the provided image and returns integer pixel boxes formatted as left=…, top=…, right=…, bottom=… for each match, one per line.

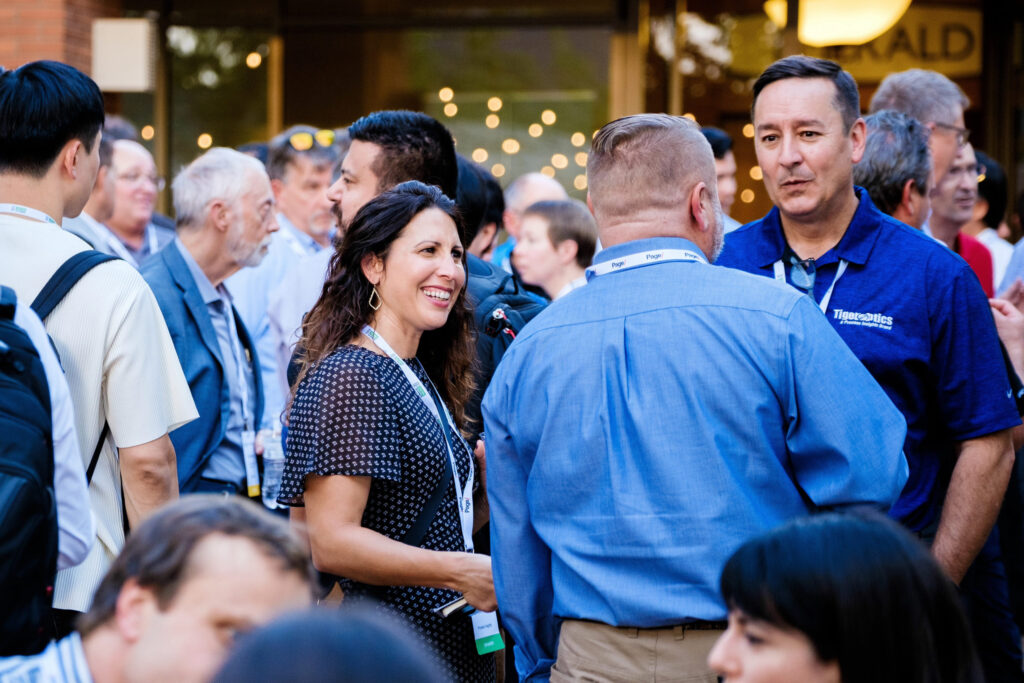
left=512, top=198, right=597, bottom=300
left=700, top=126, right=742, bottom=232
left=102, top=140, right=174, bottom=267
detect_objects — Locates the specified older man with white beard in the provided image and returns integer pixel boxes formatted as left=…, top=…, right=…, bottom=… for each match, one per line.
left=142, top=148, right=279, bottom=496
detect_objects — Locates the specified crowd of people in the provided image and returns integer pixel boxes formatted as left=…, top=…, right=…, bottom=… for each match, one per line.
left=2, top=52, right=1024, bottom=683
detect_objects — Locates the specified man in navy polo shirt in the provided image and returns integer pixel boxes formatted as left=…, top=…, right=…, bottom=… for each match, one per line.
left=718, top=55, right=1018, bottom=591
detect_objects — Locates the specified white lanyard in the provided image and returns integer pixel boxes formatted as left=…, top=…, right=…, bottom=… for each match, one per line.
left=773, top=258, right=848, bottom=315
left=224, top=298, right=259, bottom=497
left=585, top=248, right=708, bottom=280
left=0, top=203, right=57, bottom=225
left=361, top=325, right=475, bottom=552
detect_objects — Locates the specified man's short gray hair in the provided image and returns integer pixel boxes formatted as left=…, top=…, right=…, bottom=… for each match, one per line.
left=173, top=147, right=267, bottom=229
left=587, top=114, right=715, bottom=225
left=869, top=69, right=969, bottom=126
left=854, top=110, right=932, bottom=216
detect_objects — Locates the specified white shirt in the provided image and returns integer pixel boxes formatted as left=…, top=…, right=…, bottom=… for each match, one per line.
left=976, top=227, right=1013, bottom=292
left=555, top=275, right=588, bottom=300
left=0, top=633, right=93, bottom=682
left=13, top=302, right=94, bottom=570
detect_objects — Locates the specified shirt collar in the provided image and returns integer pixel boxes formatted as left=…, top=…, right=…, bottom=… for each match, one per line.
left=277, top=212, right=327, bottom=253
left=750, top=187, right=884, bottom=268
left=592, top=236, right=706, bottom=265
left=174, top=237, right=224, bottom=305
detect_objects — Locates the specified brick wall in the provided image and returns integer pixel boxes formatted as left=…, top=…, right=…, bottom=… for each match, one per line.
left=0, top=0, right=123, bottom=73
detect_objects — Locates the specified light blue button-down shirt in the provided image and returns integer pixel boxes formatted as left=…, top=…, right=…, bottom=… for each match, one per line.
left=482, top=236, right=908, bottom=682
left=175, top=239, right=256, bottom=484
left=226, top=214, right=327, bottom=429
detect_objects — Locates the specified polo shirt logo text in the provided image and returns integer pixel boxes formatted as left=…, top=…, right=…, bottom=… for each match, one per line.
left=832, top=308, right=894, bottom=331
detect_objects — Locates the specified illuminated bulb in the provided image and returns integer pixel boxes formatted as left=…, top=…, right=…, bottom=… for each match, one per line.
left=438, top=87, right=454, bottom=102
left=528, top=124, right=543, bottom=138
left=574, top=152, right=588, bottom=167
left=571, top=132, right=586, bottom=147
left=540, top=166, right=556, bottom=178
left=501, top=139, right=520, bottom=155
left=140, top=125, right=155, bottom=141
left=197, top=133, right=213, bottom=149
left=485, top=114, right=500, bottom=129
left=245, top=52, right=262, bottom=68
left=487, top=97, right=503, bottom=112
left=443, top=103, right=458, bottom=117
left=541, top=110, right=557, bottom=125
left=574, top=175, right=587, bottom=191
left=491, top=163, right=506, bottom=178
left=743, top=123, right=755, bottom=138
left=472, top=148, right=488, bottom=163
left=683, top=113, right=696, bottom=122
left=551, top=154, right=568, bottom=169
left=749, top=166, right=763, bottom=180
left=741, top=189, right=755, bottom=203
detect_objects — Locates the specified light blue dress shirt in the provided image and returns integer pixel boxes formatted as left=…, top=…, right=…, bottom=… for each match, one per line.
left=482, top=236, right=908, bottom=682
left=226, top=214, right=326, bottom=429
left=175, top=239, right=256, bottom=484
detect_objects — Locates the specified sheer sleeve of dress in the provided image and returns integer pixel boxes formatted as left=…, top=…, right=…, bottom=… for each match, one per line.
left=278, top=347, right=402, bottom=506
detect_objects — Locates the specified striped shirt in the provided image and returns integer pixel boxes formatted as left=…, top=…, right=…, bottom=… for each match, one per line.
left=0, top=634, right=92, bottom=682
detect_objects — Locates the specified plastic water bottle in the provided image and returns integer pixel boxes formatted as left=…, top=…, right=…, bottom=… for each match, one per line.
left=261, top=428, right=285, bottom=510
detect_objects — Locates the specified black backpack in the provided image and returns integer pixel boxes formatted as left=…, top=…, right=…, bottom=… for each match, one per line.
left=0, top=251, right=116, bottom=655
left=464, top=254, right=547, bottom=435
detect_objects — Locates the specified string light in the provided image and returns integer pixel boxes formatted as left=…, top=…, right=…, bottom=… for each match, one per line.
left=197, top=133, right=213, bottom=149
left=438, top=87, right=454, bottom=102
left=551, top=154, right=568, bottom=169
left=742, top=123, right=755, bottom=138
left=486, top=114, right=500, bottom=129
left=741, top=189, right=755, bottom=203
left=487, top=97, right=503, bottom=112
left=501, top=139, right=521, bottom=154
left=140, top=125, right=155, bottom=140
left=245, top=52, right=262, bottom=68
left=574, top=175, right=587, bottom=190
left=528, top=124, right=543, bottom=138
left=574, top=152, right=588, bottom=167
left=541, top=110, right=557, bottom=125
left=540, top=166, right=556, bottom=178
left=472, top=148, right=488, bottom=163
left=571, top=132, right=586, bottom=147
left=491, top=163, right=506, bottom=178
left=443, top=103, right=458, bottom=117
left=749, top=166, right=763, bottom=180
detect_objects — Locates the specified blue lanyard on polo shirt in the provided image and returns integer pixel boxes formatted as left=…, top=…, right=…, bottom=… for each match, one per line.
left=0, top=203, right=58, bottom=225
left=773, top=257, right=848, bottom=315
left=585, top=248, right=708, bottom=280
left=361, top=324, right=475, bottom=553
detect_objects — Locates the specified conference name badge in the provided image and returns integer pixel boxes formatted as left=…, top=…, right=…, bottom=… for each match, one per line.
left=471, top=611, right=505, bottom=655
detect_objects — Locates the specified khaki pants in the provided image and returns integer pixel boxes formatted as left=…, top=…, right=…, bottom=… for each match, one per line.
left=550, top=619, right=723, bottom=683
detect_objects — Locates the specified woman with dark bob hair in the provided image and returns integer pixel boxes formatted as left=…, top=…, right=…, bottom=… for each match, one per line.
left=279, top=181, right=495, bottom=681
left=709, top=513, right=983, bottom=683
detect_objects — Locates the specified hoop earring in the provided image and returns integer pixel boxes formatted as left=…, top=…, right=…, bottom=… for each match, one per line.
left=368, top=286, right=382, bottom=311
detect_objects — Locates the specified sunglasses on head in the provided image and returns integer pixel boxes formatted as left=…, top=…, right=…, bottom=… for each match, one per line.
left=288, top=129, right=336, bottom=151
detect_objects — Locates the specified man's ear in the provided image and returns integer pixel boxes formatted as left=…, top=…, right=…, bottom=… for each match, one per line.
left=586, top=192, right=595, bottom=217
left=270, top=178, right=286, bottom=201
left=113, top=579, right=157, bottom=643
left=849, top=118, right=867, bottom=164
left=689, top=181, right=712, bottom=235
left=61, top=140, right=84, bottom=180
left=901, top=179, right=923, bottom=217
left=209, top=199, right=231, bottom=232
left=361, top=252, right=384, bottom=285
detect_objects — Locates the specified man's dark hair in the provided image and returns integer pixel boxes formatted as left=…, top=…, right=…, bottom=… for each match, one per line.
left=854, top=110, right=931, bottom=216
left=266, top=124, right=340, bottom=182
left=103, top=114, right=138, bottom=142
left=348, top=110, right=458, bottom=200
left=975, top=150, right=1007, bottom=230
left=98, top=132, right=114, bottom=169
left=752, top=55, right=860, bottom=132
left=78, top=496, right=314, bottom=636
left=0, top=61, right=105, bottom=177
left=700, top=127, right=733, bottom=160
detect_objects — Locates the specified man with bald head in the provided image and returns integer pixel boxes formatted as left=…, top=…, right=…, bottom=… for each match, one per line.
left=491, top=171, right=568, bottom=273
left=483, top=113, right=907, bottom=682
left=102, top=139, right=174, bottom=267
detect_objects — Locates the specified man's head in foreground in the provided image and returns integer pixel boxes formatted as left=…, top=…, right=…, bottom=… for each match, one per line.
left=76, top=496, right=313, bottom=683
left=326, top=110, right=458, bottom=233
left=587, top=113, right=724, bottom=259
left=853, top=110, right=932, bottom=229
left=0, top=60, right=105, bottom=219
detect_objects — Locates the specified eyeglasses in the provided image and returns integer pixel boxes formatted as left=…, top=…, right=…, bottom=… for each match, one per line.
left=931, top=121, right=970, bottom=147
left=288, top=129, right=336, bottom=151
left=115, top=170, right=166, bottom=191
left=789, top=254, right=817, bottom=296
left=945, top=162, right=987, bottom=183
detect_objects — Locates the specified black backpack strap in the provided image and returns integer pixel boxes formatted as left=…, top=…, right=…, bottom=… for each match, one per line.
left=0, top=285, right=16, bottom=320
left=85, top=423, right=110, bottom=484
left=31, top=251, right=119, bottom=320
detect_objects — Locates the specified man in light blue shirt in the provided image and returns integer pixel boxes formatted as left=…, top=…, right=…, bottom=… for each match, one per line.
left=226, top=126, right=339, bottom=430
left=483, top=114, right=908, bottom=682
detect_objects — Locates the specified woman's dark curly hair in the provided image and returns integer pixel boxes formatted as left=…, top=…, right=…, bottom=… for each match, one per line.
left=292, top=181, right=476, bottom=428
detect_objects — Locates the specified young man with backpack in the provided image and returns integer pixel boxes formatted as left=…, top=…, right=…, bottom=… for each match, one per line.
left=0, top=61, right=197, bottom=640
